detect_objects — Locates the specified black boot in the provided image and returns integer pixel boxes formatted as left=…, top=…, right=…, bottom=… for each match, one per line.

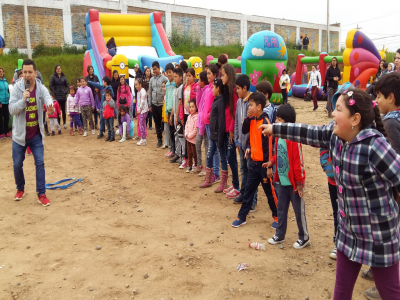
left=157, top=139, right=162, bottom=148
left=105, top=135, right=111, bottom=142
left=97, top=133, right=104, bottom=139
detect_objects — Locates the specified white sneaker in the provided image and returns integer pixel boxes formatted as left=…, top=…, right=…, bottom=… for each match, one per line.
left=83, top=131, right=88, bottom=137
left=92, top=129, right=95, bottom=135
left=137, top=139, right=147, bottom=146
left=133, top=136, right=140, bottom=140
left=329, top=246, right=337, bottom=260
left=293, top=239, right=310, bottom=249
left=119, top=137, right=127, bottom=143
left=63, top=124, right=67, bottom=129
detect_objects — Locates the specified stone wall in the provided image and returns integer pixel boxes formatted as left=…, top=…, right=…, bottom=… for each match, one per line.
left=127, top=6, right=165, bottom=28
left=247, top=21, right=271, bottom=39
left=171, top=12, right=206, bottom=45
left=300, top=28, right=319, bottom=51
left=2, top=5, right=64, bottom=48
left=321, top=30, right=340, bottom=52
left=210, top=17, right=240, bottom=46
left=274, top=24, right=296, bottom=45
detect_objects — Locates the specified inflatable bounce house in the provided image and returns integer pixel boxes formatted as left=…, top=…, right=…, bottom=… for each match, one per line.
left=207, top=31, right=288, bottom=104
left=83, top=9, right=184, bottom=85
left=290, top=29, right=387, bottom=100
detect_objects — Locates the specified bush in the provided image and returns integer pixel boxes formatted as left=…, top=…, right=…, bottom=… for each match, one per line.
left=32, top=43, right=86, bottom=57
left=168, top=29, right=200, bottom=52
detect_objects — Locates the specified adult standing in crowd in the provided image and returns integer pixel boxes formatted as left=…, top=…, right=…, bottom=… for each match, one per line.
left=279, top=69, right=290, bottom=105
left=49, top=65, right=69, bottom=129
left=148, top=61, right=167, bottom=148
left=0, top=67, right=10, bottom=138
left=9, top=59, right=54, bottom=206
left=302, top=34, right=309, bottom=51
left=325, top=57, right=341, bottom=118
left=298, top=36, right=303, bottom=50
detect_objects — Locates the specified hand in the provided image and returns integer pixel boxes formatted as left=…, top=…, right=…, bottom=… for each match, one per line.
left=259, top=124, right=273, bottom=136
left=175, top=118, right=179, bottom=126
left=229, top=132, right=234, bottom=144
left=46, top=104, right=54, bottom=115
left=267, top=168, right=273, bottom=179
left=73, top=105, right=75, bottom=109
left=263, top=161, right=273, bottom=168
left=244, top=148, right=250, bottom=159
left=149, top=107, right=153, bottom=113
left=103, top=113, right=105, bottom=118
left=23, top=89, right=30, bottom=101
left=92, top=107, right=94, bottom=112
left=247, top=108, right=254, bottom=118
left=295, top=185, right=304, bottom=198
left=97, top=110, right=100, bottom=113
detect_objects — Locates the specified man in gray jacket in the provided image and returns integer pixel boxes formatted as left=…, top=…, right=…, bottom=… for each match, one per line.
left=148, top=61, right=168, bottom=147
left=9, top=59, right=54, bottom=206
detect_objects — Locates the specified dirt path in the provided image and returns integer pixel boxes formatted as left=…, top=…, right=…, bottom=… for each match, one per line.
left=0, top=98, right=375, bottom=300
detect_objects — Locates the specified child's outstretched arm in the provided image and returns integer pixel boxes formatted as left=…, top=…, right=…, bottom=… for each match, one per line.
left=259, top=122, right=333, bottom=150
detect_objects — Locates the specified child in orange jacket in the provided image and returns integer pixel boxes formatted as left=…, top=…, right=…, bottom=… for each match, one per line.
left=266, top=104, right=309, bottom=250
left=47, top=92, right=62, bottom=135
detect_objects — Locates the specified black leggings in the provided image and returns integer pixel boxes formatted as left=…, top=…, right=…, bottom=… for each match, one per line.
left=57, top=101, right=67, bottom=126
left=0, top=103, right=10, bottom=135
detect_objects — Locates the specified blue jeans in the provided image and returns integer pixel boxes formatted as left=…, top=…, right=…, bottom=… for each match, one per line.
left=100, top=109, right=105, bottom=134
left=105, top=117, right=114, bottom=138
left=239, top=147, right=257, bottom=205
left=12, top=134, right=46, bottom=196
left=207, top=139, right=228, bottom=171
left=226, top=134, right=239, bottom=189
left=205, top=124, right=220, bottom=176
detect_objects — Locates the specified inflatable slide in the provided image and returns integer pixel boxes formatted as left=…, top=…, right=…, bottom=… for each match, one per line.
left=83, top=9, right=183, bottom=80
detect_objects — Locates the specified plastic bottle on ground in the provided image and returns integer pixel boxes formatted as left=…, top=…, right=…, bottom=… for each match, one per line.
left=249, top=242, right=266, bottom=250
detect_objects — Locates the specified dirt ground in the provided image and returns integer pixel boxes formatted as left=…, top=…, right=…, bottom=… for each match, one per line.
left=0, top=98, right=377, bottom=300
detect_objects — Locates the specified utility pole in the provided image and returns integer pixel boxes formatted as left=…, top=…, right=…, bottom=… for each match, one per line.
left=23, top=0, right=32, bottom=59
left=327, top=0, right=330, bottom=53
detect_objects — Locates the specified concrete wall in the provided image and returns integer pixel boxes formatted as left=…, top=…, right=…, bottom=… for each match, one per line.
left=2, top=4, right=64, bottom=48
left=171, top=12, right=206, bottom=45
left=211, top=17, right=240, bottom=46
left=274, top=24, right=296, bottom=45
left=0, top=0, right=341, bottom=52
left=247, top=21, right=271, bottom=39
left=300, top=28, right=319, bottom=51
left=321, top=30, right=340, bottom=52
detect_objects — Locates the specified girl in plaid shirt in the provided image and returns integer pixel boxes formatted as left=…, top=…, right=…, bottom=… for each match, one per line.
left=260, top=89, right=400, bottom=300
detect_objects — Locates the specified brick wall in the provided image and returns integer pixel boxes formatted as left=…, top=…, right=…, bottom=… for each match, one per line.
left=321, top=30, right=339, bottom=52
left=171, top=12, right=206, bottom=45
left=274, top=24, right=296, bottom=45
left=300, top=28, right=319, bottom=51
left=127, top=6, right=166, bottom=28
left=247, top=21, right=271, bottom=39
left=2, top=5, right=64, bottom=48
left=71, top=6, right=120, bottom=45
left=211, top=17, right=240, bottom=46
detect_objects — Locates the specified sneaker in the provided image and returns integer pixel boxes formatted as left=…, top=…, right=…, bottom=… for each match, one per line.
left=14, top=190, right=25, bottom=201
left=167, top=152, right=176, bottom=159
left=169, top=155, right=179, bottom=163
left=226, top=189, right=241, bottom=199
left=233, top=194, right=244, bottom=204
left=364, top=287, right=382, bottom=300
left=6, top=132, right=11, bottom=137
left=58, top=130, right=62, bottom=135
left=232, top=218, right=246, bottom=228
left=133, top=136, right=140, bottom=140
left=223, top=185, right=234, bottom=194
left=361, top=268, right=374, bottom=281
left=109, top=137, right=115, bottom=142
left=268, top=235, right=285, bottom=245
left=38, top=194, right=50, bottom=206
left=293, top=239, right=310, bottom=249
left=329, top=246, right=337, bottom=260
left=63, top=124, right=67, bottom=129
left=45, top=131, right=50, bottom=136
left=119, top=137, right=127, bottom=143
left=97, top=133, right=104, bottom=139
left=83, top=131, right=88, bottom=137
left=149, top=127, right=153, bottom=130
left=0, top=134, right=4, bottom=139
left=165, top=151, right=173, bottom=157
left=137, top=139, right=147, bottom=146
left=199, top=171, right=206, bottom=176
left=186, top=167, right=192, bottom=173
left=271, top=221, right=278, bottom=229
left=161, top=144, right=168, bottom=149
left=211, top=175, right=220, bottom=184
left=92, top=129, right=95, bottom=135
left=179, top=158, right=188, bottom=169
left=190, top=166, right=197, bottom=173
left=249, top=203, right=256, bottom=212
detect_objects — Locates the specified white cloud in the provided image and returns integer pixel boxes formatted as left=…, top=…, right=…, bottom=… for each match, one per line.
left=251, top=48, right=265, bottom=57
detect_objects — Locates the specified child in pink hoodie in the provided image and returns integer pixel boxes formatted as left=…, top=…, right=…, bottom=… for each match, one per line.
left=185, top=99, right=198, bottom=173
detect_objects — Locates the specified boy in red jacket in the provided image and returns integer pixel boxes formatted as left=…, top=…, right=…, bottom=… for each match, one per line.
left=47, top=92, right=62, bottom=135
left=266, top=104, right=310, bottom=249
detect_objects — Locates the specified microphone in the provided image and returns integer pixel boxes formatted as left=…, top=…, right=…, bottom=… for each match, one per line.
left=26, top=80, right=30, bottom=90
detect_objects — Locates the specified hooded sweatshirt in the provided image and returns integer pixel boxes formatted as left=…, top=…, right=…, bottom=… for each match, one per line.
left=74, top=86, right=94, bottom=107
left=185, top=112, right=198, bottom=144
left=196, top=84, right=209, bottom=135
left=202, top=82, right=214, bottom=125
left=9, top=78, right=53, bottom=146
left=148, top=74, right=168, bottom=107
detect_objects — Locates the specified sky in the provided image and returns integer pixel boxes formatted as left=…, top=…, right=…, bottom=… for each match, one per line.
left=148, top=0, right=400, bottom=52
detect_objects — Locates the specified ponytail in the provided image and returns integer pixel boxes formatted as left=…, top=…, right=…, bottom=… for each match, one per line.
left=373, top=105, right=387, bottom=137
